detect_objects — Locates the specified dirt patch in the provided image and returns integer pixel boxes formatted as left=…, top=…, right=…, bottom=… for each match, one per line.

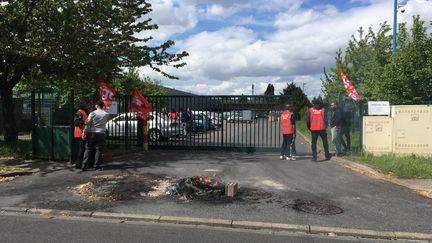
left=0, top=167, right=28, bottom=183
left=74, top=174, right=173, bottom=201
left=415, top=190, right=432, bottom=199
left=339, top=163, right=384, bottom=180
left=0, top=176, right=16, bottom=183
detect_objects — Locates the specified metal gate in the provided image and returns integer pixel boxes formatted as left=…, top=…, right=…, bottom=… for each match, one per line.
left=137, top=95, right=291, bottom=152
left=31, top=92, right=75, bottom=161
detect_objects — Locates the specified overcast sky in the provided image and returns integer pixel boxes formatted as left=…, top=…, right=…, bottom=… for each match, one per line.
left=138, top=0, right=432, bottom=98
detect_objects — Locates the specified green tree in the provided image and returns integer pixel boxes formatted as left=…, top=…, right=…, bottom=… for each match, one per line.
left=0, top=0, right=188, bottom=141
left=263, top=83, right=274, bottom=95
left=113, top=68, right=166, bottom=97
left=323, top=15, right=432, bottom=106
left=377, top=16, right=432, bottom=103
left=280, top=82, right=311, bottom=119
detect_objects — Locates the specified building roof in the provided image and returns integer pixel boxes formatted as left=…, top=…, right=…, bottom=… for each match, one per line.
left=164, top=87, right=196, bottom=96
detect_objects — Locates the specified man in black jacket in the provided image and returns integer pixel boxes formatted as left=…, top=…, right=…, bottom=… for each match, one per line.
left=329, top=102, right=344, bottom=156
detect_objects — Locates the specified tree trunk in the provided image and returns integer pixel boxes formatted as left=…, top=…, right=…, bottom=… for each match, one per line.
left=1, top=86, right=18, bottom=142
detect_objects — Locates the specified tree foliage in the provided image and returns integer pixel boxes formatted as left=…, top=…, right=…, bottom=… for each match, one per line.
left=0, top=0, right=188, bottom=141
left=322, top=16, right=432, bottom=106
left=113, top=68, right=166, bottom=97
left=263, top=83, right=274, bottom=95
left=280, top=82, right=311, bottom=119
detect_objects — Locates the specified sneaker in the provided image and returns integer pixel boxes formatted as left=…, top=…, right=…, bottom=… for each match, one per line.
left=325, top=155, right=332, bottom=161
left=94, top=166, right=103, bottom=171
left=286, top=156, right=291, bottom=161
left=279, top=155, right=284, bottom=160
left=290, top=156, right=296, bottom=161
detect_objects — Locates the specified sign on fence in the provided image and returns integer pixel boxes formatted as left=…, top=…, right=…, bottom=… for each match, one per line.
left=368, top=101, right=390, bottom=116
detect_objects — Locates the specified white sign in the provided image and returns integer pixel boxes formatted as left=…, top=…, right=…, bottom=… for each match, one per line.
left=106, top=101, right=118, bottom=115
left=368, top=101, right=390, bottom=116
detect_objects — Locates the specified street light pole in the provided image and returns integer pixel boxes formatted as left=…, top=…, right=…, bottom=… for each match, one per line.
left=392, top=0, right=398, bottom=54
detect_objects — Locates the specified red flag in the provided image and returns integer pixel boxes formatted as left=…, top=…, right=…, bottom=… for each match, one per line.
left=98, top=80, right=117, bottom=111
left=129, top=87, right=152, bottom=120
left=339, top=69, right=361, bottom=101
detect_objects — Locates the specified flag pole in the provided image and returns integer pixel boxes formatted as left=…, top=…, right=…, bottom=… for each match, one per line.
left=143, top=118, right=148, bottom=151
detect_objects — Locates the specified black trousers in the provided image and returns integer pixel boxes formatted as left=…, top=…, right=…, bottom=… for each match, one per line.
left=341, top=125, right=351, bottom=152
left=311, top=130, right=331, bottom=159
left=75, top=138, right=86, bottom=167
left=82, top=132, right=106, bottom=168
left=281, top=134, right=294, bottom=157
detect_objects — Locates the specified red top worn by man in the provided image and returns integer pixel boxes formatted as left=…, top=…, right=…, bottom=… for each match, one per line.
left=280, top=104, right=296, bottom=161
left=306, top=99, right=331, bottom=161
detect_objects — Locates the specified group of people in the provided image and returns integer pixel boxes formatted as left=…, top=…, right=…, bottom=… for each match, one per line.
left=73, top=101, right=110, bottom=171
left=279, top=100, right=351, bottom=161
left=74, top=99, right=351, bottom=170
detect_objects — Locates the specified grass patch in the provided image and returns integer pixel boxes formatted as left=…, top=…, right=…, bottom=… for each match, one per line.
left=0, top=140, right=32, bottom=159
left=352, top=153, right=432, bottom=179
left=297, top=118, right=432, bottom=179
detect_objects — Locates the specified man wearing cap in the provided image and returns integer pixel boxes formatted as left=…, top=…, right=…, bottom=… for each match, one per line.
left=81, top=101, right=110, bottom=171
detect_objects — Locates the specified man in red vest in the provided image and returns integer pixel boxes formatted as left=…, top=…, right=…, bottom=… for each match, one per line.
left=73, top=103, right=88, bottom=169
left=280, top=104, right=296, bottom=160
left=307, top=99, right=332, bottom=161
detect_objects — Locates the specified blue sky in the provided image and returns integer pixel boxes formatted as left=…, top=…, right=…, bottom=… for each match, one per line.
left=140, top=0, right=432, bottom=98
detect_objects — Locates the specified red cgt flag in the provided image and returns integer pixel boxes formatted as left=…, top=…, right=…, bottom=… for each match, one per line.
left=129, top=87, right=152, bottom=120
left=98, top=80, right=117, bottom=111
left=339, top=69, right=361, bottom=101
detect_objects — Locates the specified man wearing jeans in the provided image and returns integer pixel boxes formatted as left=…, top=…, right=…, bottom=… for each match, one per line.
left=307, top=99, right=332, bottom=161
left=329, top=102, right=344, bottom=156
left=280, top=104, right=296, bottom=160
left=82, top=101, right=110, bottom=171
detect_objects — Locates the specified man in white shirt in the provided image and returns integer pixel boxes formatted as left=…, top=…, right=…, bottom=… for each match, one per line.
left=81, top=101, right=110, bottom=171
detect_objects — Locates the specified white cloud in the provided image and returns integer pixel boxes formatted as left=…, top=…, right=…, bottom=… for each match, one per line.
left=140, top=0, right=432, bottom=97
left=206, top=4, right=238, bottom=18
left=145, top=0, right=198, bottom=41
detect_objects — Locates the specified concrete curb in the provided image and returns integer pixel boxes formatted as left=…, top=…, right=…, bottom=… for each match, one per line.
left=1, top=206, right=431, bottom=241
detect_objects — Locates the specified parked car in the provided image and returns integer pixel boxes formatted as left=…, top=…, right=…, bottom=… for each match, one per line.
left=192, top=111, right=221, bottom=129
left=105, top=112, right=183, bottom=142
left=192, top=114, right=212, bottom=132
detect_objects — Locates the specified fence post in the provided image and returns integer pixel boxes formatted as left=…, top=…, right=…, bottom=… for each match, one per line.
left=69, top=89, right=75, bottom=162
left=124, top=95, right=129, bottom=149
left=358, top=101, right=363, bottom=152
left=31, top=91, right=36, bottom=159
left=220, top=96, right=224, bottom=147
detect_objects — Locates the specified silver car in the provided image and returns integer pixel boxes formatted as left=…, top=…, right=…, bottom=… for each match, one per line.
left=105, top=112, right=184, bottom=142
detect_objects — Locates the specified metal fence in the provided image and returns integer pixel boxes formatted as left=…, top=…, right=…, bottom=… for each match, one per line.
left=31, top=92, right=74, bottom=161
left=136, top=95, right=291, bottom=152
left=0, top=93, right=33, bottom=141
left=28, top=93, right=297, bottom=160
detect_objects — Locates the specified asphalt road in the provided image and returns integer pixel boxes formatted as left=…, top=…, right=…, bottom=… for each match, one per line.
left=0, top=213, right=419, bottom=243
left=1, top=136, right=431, bottom=233
left=142, top=118, right=284, bottom=148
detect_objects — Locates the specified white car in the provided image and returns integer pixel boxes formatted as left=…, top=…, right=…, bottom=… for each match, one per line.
left=105, top=112, right=184, bottom=142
